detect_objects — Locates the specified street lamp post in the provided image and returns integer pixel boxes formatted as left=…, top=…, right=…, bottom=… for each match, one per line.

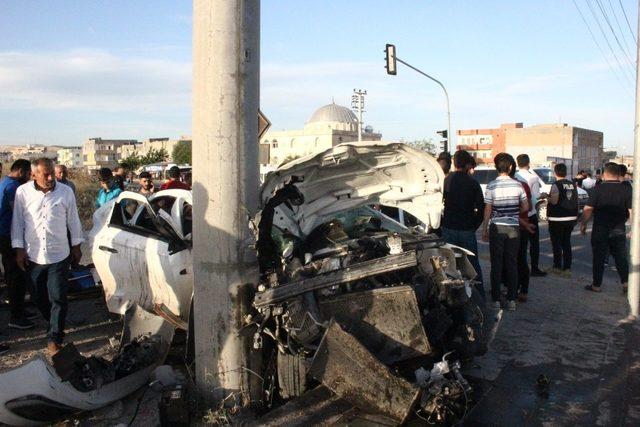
left=384, top=44, right=452, bottom=153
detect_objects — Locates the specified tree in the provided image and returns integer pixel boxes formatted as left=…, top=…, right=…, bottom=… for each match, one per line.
left=141, top=148, right=169, bottom=165
left=405, top=138, right=438, bottom=155
left=172, top=140, right=192, bottom=164
left=120, top=152, right=142, bottom=171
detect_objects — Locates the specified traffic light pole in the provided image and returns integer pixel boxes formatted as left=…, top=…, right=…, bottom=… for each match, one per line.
left=394, top=57, right=452, bottom=153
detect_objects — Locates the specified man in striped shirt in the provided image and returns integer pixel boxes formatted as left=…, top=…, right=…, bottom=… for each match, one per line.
left=482, top=153, right=529, bottom=311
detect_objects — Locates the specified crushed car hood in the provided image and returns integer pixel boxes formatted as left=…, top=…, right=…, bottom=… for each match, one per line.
left=260, top=142, right=444, bottom=237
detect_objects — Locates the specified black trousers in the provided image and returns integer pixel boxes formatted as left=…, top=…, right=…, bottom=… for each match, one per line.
left=548, top=221, right=575, bottom=270
left=529, top=214, right=541, bottom=271
left=489, top=223, right=520, bottom=302
left=517, top=228, right=530, bottom=294
left=592, top=226, right=629, bottom=287
left=0, top=235, right=27, bottom=318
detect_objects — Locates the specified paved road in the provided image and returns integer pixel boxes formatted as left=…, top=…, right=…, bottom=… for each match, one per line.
left=467, top=221, right=640, bottom=426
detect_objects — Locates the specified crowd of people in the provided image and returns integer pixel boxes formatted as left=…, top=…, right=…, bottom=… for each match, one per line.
left=0, top=161, right=192, bottom=356
left=441, top=150, right=633, bottom=311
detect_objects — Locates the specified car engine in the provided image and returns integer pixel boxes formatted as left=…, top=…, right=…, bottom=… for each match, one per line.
left=249, top=182, right=486, bottom=424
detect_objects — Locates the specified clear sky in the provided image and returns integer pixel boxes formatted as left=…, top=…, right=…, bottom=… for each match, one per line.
left=0, top=0, right=637, bottom=153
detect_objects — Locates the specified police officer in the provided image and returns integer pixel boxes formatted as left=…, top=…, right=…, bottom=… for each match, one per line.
left=547, top=163, right=579, bottom=277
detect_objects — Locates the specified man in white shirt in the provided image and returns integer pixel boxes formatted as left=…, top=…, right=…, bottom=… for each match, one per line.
left=582, top=172, right=596, bottom=190
left=12, top=158, right=83, bottom=355
left=515, top=154, right=547, bottom=277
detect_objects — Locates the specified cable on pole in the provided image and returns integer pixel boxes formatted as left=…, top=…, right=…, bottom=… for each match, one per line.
left=607, top=0, right=636, bottom=55
left=594, top=0, right=636, bottom=68
left=573, top=0, right=634, bottom=91
left=618, top=0, right=637, bottom=42
left=584, top=0, right=636, bottom=83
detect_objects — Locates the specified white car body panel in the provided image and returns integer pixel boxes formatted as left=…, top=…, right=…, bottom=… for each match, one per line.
left=261, top=142, right=444, bottom=237
left=0, top=306, right=174, bottom=426
left=91, top=190, right=193, bottom=328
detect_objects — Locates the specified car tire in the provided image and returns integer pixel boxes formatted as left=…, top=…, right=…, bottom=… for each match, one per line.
left=277, top=352, right=308, bottom=400
left=537, top=200, right=548, bottom=222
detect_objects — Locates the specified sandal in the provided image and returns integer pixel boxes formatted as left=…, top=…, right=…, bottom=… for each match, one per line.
left=584, top=285, right=602, bottom=293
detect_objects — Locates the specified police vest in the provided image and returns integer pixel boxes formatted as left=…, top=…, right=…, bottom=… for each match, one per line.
left=547, top=179, right=579, bottom=221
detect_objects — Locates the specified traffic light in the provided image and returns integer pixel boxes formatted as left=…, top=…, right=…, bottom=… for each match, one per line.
left=385, top=44, right=397, bottom=75
left=437, top=130, right=448, bottom=152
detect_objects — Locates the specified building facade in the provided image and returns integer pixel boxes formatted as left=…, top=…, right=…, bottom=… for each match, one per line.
left=457, top=123, right=522, bottom=164
left=118, top=136, right=191, bottom=162
left=259, top=102, right=382, bottom=177
left=505, top=124, right=603, bottom=174
left=457, top=122, right=603, bottom=173
left=83, top=138, right=138, bottom=171
left=57, top=147, right=83, bottom=168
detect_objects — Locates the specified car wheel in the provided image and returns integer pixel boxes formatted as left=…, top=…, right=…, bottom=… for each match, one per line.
left=277, top=352, right=308, bottom=400
left=537, top=200, right=547, bottom=222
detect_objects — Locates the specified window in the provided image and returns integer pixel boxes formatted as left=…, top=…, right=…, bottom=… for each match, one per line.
left=472, top=169, right=498, bottom=185
left=150, top=196, right=177, bottom=216
left=272, top=139, right=278, bottom=148
left=182, top=203, right=192, bottom=236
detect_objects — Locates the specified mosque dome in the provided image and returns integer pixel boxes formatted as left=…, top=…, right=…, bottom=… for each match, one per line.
left=308, top=103, right=358, bottom=125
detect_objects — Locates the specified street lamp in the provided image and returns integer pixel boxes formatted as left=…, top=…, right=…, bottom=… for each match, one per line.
left=385, top=43, right=452, bottom=153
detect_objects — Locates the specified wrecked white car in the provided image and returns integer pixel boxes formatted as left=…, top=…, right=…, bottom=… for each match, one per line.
left=252, top=142, right=486, bottom=423
left=92, top=189, right=193, bottom=330
left=0, top=190, right=191, bottom=426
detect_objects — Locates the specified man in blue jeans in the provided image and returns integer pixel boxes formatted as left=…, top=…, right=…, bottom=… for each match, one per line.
left=12, top=158, right=83, bottom=355
left=442, top=150, right=485, bottom=298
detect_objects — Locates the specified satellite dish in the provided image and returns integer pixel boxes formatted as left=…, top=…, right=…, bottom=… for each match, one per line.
left=364, top=125, right=374, bottom=134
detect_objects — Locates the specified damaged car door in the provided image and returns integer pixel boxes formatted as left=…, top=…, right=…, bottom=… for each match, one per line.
left=92, top=191, right=192, bottom=329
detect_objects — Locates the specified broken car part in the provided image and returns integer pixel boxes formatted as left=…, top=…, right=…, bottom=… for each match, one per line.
left=0, top=305, right=174, bottom=426
left=309, top=320, right=420, bottom=424
left=253, top=251, right=417, bottom=307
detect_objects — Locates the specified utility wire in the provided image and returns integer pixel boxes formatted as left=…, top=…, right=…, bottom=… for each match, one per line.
left=573, top=0, right=633, bottom=90
left=594, top=0, right=636, bottom=68
left=607, top=0, right=636, bottom=55
left=617, top=0, right=637, bottom=42
left=584, top=0, right=635, bottom=83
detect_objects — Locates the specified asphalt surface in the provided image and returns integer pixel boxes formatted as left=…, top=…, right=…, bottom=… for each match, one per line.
left=466, top=222, right=640, bottom=426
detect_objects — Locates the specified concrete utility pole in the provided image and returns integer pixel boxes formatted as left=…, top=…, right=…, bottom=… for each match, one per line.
left=628, top=0, right=640, bottom=319
left=351, top=89, right=367, bottom=142
left=192, top=0, right=261, bottom=404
